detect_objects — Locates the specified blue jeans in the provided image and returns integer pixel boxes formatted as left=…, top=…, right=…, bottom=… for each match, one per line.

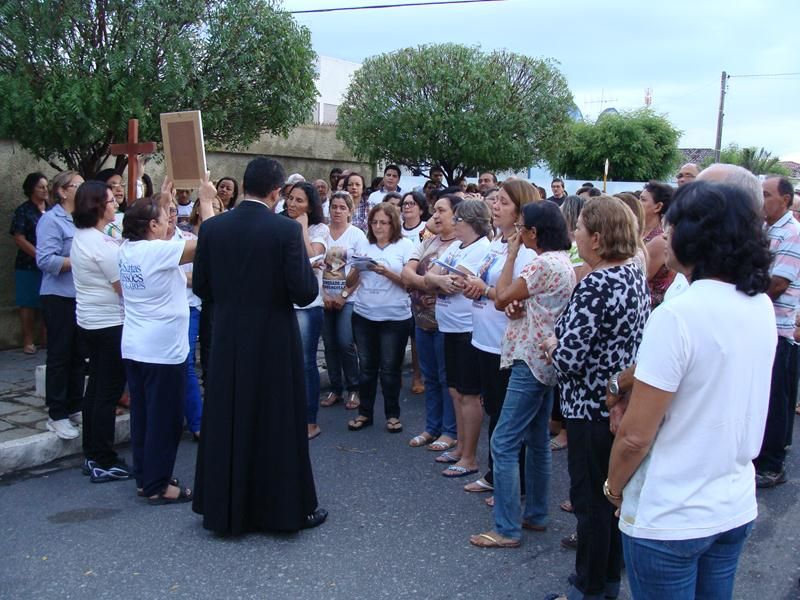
left=296, top=307, right=323, bottom=425
left=352, top=313, right=411, bottom=420
left=322, top=302, right=359, bottom=395
left=415, top=327, right=456, bottom=438
left=184, top=307, right=202, bottom=434
left=622, top=522, right=754, bottom=599
left=491, top=361, right=553, bottom=539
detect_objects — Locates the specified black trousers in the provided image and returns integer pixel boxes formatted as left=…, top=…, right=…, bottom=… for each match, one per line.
left=40, top=295, right=86, bottom=420
left=126, top=359, right=187, bottom=497
left=198, top=300, right=213, bottom=391
left=566, top=418, right=622, bottom=598
left=81, top=325, right=126, bottom=468
left=477, top=349, right=524, bottom=490
left=755, top=336, right=798, bottom=473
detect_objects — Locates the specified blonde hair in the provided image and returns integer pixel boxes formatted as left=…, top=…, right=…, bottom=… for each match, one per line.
left=501, top=179, right=541, bottom=215
left=51, top=171, right=80, bottom=204
left=581, top=195, right=639, bottom=261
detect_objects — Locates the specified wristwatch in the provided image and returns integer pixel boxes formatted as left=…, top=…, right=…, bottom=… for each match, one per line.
left=608, top=372, right=620, bottom=396
left=603, top=479, right=622, bottom=501
left=341, top=289, right=350, bottom=299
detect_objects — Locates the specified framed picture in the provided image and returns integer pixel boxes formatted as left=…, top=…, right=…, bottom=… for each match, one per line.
left=160, top=110, right=207, bottom=189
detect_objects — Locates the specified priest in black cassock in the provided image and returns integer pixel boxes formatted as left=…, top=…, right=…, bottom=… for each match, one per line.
left=191, top=157, right=327, bottom=534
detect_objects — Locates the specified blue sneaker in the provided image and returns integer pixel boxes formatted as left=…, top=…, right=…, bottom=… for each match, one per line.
left=81, top=459, right=97, bottom=476
left=90, top=460, right=131, bottom=483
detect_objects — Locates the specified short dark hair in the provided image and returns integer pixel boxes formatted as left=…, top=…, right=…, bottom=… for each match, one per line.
left=523, top=201, right=572, bottom=252
left=217, top=176, right=239, bottom=210
left=384, top=164, right=401, bottom=178
left=439, top=185, right=462, bottom=198
left=343, top=172, right=366, bottom=199
left=667, top=182, right=771, bottom=296
left=401, top=191, right=431, bottom=220
left=290, top=181, right=325, bottom=225
left=644, top=180, right=674, bottom=216
left=577, top=186, right=601, bottom=197
left=94, top=168, right=120, bottom=184
left=73, top=181, right=111, bottom=229
left=382, top=191, right=403, bottom=204
left=22, top=172, right=47, bottom=198
left=243, top=157, right=285, bottom=199
left=582, top=182, right=594, bottom=188
left=330, top=167, right=343, bottom=177
left=438, top=193, right=463, bottom=212
left=122, top=196, right=164, bottom=242
left=767, top=176, right=794, bottom=208
left=551, top=178, right=564, bottom=186
left=430, top=166, right=444, bottom=175
left=367, top=202, right=402, bottom=244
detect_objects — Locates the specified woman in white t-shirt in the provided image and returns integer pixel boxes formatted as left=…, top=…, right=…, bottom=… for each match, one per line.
left=119, top=180, right=215, bottom=504
left=286, top=182, right=329, bottom=441
left=460, top=180, right=539, bottom=495
left=346, top=203, right=414, bottom=433
left=320, top=191, right=368, bottom=411
left=71, top=181, right=127, bottom=482
left=424, top=198, right=492, bottom=478
left=606, top=182, right=775, bottom=599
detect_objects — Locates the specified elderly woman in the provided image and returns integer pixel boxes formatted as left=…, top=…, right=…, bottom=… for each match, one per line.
left=425, top=199, right=492, bottom=477
left=314, top=179, right=331, bottom=222
left=36, top=170, right=86, bottom=440
left=402, top=194, right=461, bottom=451
left=541, top=196, right=651, bottom=600
left=606, top=182, right=774, bottom=598
left=400, top=191, right=431, bottom=243
left=70, top=181, right=128, bottom=481
left=640, top=181, right=675, bottom=307
left=320, top=191, right=368, bottom=411
left=10, top=172, right=49, bottom=353
left=470, top=200, right=575, bottom=548
left=460, top=181, right=538, bottom=495
left=285, top=181, right=329, bottom=440
left=346, top=203, right=415, bottom=433
left=119, top=180, right=214, bottom=503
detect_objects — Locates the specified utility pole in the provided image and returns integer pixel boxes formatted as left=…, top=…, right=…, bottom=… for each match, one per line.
left=714, top=71, right=728, bottom=162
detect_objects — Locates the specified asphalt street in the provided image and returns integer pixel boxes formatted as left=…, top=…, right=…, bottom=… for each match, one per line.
left=1, top=371, right=799, bottom=600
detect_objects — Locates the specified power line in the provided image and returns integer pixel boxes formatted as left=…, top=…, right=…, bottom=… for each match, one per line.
left=289, top=0, right=506, bottom=14
left=729, top=72, right=800, bottom=78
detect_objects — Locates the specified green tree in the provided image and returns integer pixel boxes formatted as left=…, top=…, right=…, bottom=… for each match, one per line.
left=705, top=144, right=789, bottom=176
left=0, top=0, right=317, bottom=176
left=549, top=109, right=681, bottom=181
left=336, top=43, right=574, bottom=185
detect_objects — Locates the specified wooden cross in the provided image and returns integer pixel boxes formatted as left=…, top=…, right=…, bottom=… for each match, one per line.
left=109, top=118, right=157, bottom=204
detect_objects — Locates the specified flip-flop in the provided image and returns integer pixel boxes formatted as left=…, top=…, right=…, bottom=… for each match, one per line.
left=464, top=478, right=493, bottom=493
left=428, top=437, right=457, bottom=452
left=550, top=438, right=567, bottom=451
left=308, top=427, right=321, bottom=440
left=442, top=465, right=479, bottom=478
left=434, top=451, right=460, bottom=464
left=468, top=531, right=520, bottom=548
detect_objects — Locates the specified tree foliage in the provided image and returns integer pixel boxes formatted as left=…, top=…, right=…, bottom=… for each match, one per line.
left=549, top=109, right=681, bottom=182
left=703, top=144, right=789, bottom=176
left=336, top=43, right=574, bottom=185
left=0, top=0, right=317, bottom=176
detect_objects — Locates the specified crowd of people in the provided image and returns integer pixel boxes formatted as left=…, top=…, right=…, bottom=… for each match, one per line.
left=7, top=155, right=799, bottom=598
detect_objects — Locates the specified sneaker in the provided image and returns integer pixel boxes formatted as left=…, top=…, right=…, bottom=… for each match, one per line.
left=81, top=459, right=97, bottom=476
left=90, top=460, right=132, bottom=483
left=47, top=418, right=79, bottom=440
left=69, top=412, right=83, bottom=426
left=755, top=470, right=787, bottom=488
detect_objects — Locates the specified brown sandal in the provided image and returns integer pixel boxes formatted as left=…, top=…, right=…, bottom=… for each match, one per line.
left=469, top=531, right=520, bottom=548
left=320, top=392, right=342, bottom=407
left=345, top=392, right=360, bottom=410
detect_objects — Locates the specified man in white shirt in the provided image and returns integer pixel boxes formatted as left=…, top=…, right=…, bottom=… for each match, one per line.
left=368, top=164, right=402, bottom=206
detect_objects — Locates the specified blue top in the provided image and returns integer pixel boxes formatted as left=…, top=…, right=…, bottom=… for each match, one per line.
left=35, top=203, right=76, bottom=297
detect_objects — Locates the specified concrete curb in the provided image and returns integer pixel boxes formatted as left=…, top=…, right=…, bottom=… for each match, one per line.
left=0, top=414, right=130, bottom=476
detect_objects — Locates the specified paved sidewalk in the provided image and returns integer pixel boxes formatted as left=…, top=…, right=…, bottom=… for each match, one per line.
left=0, top=342, right=359, bottom=476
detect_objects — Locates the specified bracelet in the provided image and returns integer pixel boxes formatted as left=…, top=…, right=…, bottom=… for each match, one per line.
left=603, top=478, right=622, bottom=500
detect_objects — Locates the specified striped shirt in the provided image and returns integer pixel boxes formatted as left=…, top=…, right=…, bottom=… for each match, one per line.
left=767, top=211, right=800, bottom=340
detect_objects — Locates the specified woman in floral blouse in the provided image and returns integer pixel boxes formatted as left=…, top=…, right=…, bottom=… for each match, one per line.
left=469, top=201, right=575, bottom=548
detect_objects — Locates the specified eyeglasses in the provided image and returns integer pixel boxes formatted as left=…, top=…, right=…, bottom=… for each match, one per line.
left=453, top=217, right=465, bottom=224
left=514, top=222, right=524, bottom=232
left=401, top=201, right=416, bottom=208
left=168, top=208, right=178, bottom=216
left=105, top=198, right=117, bottom=205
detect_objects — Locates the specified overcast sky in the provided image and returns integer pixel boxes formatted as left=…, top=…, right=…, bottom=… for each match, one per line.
left=282, top=0, right=799, bottom=161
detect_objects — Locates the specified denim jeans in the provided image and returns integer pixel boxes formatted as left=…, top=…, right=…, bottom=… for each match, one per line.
left=184, top=306, right=202, bottom=434
left=322, top=302, right=359, bottom=395
left=622, top=522, right=754, bottom=600
left=352, top=313, right=411, bottom=420
left=415, top=326, right=456, bottom=438
left=296, top=307, right=323, bottom=425
left=491, top=361, right=553, bottom=539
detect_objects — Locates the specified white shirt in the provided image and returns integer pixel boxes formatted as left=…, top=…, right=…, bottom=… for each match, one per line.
left=471, top=238, right=536, bottom=354
left=71, top=228, right=124, bottom=329
left=368, top=188, right=399, bottom=207
left=322, top=225, right=369, bottom=303
left=119, top=239, right=189, bottom=364
left=295, top=222, right=329, bottom=310
left=401, top=220, right=427, bottom=242
left=663, top=272, right=690, bottom=302
left=354, top=238, right=415, bottom=321
left=620, top=280, right=776, bottom=541
left=174, top=229, right=201, bottom=309
left=434, top=237, right=491, bottom=333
